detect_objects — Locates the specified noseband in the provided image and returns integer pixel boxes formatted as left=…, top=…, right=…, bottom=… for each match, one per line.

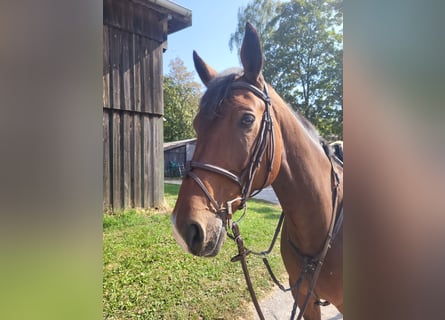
left=185, top=81, right=275, bottom=225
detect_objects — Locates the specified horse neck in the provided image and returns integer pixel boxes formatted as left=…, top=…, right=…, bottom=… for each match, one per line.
left=271, top=98, right=334, bottom=256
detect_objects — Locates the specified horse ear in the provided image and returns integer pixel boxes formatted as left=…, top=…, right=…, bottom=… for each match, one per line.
left=240, top=22, right=263, bottom=85
left=193, top=50, right=217, bottom=87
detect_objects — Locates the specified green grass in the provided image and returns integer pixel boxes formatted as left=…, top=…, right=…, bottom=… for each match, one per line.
left=103, top=184, right=286, bottom=319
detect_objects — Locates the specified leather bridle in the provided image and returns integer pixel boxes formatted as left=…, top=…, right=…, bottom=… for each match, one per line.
left=185, top=80, right=275, bottom=227
left=184, top=79, right=343, bottom=320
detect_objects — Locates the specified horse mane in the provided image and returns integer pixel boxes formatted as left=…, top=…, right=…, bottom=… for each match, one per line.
left=294, top=111, right=323, bottom=144
left=292, top=108, right=336, bottom=160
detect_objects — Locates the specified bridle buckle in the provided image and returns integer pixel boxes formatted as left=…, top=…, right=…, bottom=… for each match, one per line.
left=225, top=197, right=242, bottom=229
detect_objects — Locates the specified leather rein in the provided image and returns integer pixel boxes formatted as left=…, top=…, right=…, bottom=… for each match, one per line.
left=185, top=80, right=343, bottom=320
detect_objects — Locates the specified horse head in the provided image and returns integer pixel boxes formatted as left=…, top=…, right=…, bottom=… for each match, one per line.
left=171, top=23, right=283, bottom=257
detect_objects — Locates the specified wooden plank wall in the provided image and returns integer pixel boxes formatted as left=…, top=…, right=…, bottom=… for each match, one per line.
left=103, top=0, right=166, bottom=211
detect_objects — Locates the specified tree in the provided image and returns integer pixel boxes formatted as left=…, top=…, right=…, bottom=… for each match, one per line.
left=163, top=58, right=202, bottom=142
left=230, top=0, right=343, bottom=140
left=228, top=0, right=280, bottom=53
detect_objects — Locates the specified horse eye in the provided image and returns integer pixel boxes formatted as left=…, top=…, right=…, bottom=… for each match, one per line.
left=240, top=114, right=255, bottom=127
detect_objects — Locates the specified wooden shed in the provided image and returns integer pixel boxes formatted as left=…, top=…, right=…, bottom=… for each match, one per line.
left=164, top=138, right=196, bottom=177
left=103, top=0, right=192, bottom=211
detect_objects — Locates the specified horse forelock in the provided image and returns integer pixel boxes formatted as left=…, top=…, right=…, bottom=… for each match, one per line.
left=197, top=69, right=243, bottom=125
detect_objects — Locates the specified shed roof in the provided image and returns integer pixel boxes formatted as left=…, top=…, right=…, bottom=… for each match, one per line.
left=132, top=0, right=192, bottom=34
left=164, top=138, right=197, bottom=151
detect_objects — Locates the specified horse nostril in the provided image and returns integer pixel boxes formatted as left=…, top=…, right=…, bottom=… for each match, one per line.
left=186, top=223, right=204, bottom=255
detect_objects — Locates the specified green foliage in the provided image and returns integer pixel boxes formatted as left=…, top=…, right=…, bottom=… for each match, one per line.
left=231, top=0, right=343, bottom=140
left=163, top=58, right=202, bottom=142
left=103, top=184, right=286, bottom=319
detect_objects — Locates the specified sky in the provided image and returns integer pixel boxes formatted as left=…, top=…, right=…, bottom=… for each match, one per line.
left=162, top=0, right=252, bottom=83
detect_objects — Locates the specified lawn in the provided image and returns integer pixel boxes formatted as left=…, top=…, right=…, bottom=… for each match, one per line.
left=103, top=183, right=286, bottom=319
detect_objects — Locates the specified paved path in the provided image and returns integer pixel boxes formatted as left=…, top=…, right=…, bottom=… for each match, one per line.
left=252, top=286, right=343, bottom=320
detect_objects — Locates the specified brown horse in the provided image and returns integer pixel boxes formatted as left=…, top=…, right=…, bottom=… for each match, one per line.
left=171, top=23, right=343, bottom=320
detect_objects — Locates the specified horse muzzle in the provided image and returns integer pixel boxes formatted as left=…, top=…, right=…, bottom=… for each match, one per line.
left=171, top=211, right=226, bottom=257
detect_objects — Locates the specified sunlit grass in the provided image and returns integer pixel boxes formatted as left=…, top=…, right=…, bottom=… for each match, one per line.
left=103, top=183, right=286, bottom=319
